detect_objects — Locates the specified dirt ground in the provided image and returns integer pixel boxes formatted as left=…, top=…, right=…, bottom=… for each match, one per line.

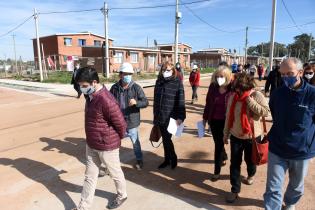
left=0, top=78, right=314, bottom=210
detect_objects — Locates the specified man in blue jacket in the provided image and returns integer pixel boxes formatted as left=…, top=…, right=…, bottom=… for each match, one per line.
left=264, top=58, right=315, bottom=210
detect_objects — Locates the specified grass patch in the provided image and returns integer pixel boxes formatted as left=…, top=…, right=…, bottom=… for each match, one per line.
left=199, top=67, right=216, bottom=74
left=42, top=71, right=73, bottom=84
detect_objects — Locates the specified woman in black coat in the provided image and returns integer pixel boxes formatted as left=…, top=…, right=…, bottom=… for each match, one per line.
left=153, top=61, right=186, bottom=169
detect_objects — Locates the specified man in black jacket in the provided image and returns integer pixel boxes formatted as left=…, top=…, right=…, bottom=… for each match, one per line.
left=265, top=65, right=283, bottom=96
left=110, top=63, right=148, bottom=170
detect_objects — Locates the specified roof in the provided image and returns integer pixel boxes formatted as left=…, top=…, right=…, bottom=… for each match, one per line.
left=32, top=32, right=114, bottom=41
left=157, top=43, right=192, bottom=49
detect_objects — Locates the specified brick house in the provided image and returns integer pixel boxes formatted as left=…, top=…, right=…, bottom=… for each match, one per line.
left=191, top=48, right=265, bottom=68
left=32, top=32, right=113, bottom=69
left=81, top=43, right=192, bottom=73
left=33, top=32, right=192, bottom=73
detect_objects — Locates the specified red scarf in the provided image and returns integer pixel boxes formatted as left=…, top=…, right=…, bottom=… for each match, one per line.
left=228, top=91, right=251, bottom=135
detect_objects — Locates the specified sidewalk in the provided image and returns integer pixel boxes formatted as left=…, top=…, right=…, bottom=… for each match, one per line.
left=0, top=73, right=212, bottom=97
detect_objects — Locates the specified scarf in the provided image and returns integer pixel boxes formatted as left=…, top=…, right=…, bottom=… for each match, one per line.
left=228, top=91, right=251, bottom=135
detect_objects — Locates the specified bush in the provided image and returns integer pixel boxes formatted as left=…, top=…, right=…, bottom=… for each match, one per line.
left=200, top=67, right=216, bottom=73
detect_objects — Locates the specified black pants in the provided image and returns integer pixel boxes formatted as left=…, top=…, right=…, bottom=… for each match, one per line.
left=230, top=135, right=257, bottom=193
left=73, top=83, right=82, bottom=96
left=192, top=86, right=198, bottom=100
left=159, top=125, right=177, bottom=162
left=209, top=120, right=228, bottom=175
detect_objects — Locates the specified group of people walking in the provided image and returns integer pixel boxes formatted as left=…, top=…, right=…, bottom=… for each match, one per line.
left=70, top=57, right=315, bottom=210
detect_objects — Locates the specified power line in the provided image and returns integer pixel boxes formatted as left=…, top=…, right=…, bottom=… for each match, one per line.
left=39, top=8, right=101, bottom=15
left=110, top=0, right=212, bottom=10
left=184, top=4, right=245, bottom=33
left=0, top=15, right=34, bottom=38
left=280, top=0, right=303, bottom=33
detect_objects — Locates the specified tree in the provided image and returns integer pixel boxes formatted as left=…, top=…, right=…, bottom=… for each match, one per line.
left=248, top=42, right=287, bottom=57
left=287, top=33, right=315, bottom=62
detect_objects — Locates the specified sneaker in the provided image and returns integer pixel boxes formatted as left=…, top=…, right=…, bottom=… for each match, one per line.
left=226, top=192, right=238, bottom=203
left=135, top=160, right=143, bottom=170
left=282, top=205, right=296, bottom=210
left=107, top=197, right=127, bottom=209
left=242, top=176, right=254, bottom=185
left=210, top=174, right=220, bottom=182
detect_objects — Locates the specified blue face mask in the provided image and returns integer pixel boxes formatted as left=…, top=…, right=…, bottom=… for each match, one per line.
left=282, top=76, right=298, bottom=88
left=123, top=75, right=132, bottom=84
left=80, top=85, right=95, bottom=95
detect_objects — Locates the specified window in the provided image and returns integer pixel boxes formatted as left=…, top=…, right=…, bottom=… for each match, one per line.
left=148, top=55, right=156, bottom=65
left=64, top=38, right=72, bottom=46
left=94, top=40, right=101, bottom=47
left=130, top=52, right=139, bottom=63
left=184, top=48, right=188, bottom=52
left=78, top=39, right=86, bottom=47
left=114, top=52, right=123, bottom=64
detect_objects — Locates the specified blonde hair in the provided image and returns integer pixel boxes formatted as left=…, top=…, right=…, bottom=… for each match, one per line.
left=211, top=66, right=232, bottom=86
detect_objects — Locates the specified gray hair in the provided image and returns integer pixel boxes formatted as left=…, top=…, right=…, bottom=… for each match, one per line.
left=282, top=57, right=303, bottom=71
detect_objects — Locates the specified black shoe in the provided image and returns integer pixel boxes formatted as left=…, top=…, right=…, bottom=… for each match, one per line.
left=135, top=160, right=143, bottom=170
left=107, top=197, right=127, bottom=209
left=158, top=161, right=170, bottom=169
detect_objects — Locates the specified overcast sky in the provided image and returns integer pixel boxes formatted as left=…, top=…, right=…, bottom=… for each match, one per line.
left=0, top=0, right=314, bottom=61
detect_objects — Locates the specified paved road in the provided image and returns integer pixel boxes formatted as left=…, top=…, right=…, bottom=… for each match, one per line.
left=0, top=78, right=314, bottom=210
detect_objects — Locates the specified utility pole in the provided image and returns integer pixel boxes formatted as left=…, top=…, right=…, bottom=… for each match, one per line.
left=261, top=42, right=264, bottom=57
left=174, top=0, right=181, bottom=64
left=245, top=26, right=248, bottom=63
left=102, top=2, right=110, bottom=78
left=269, top=0, right=277, bottom=71
left=34, top=8, right=43, bottom=82
left=12, top=34, right=18, bottom=74
left=41, top=43, right=48, bottom=78
left=146, top=36, right=149, bottom=48
left=309, top=33, right=312, bottom=60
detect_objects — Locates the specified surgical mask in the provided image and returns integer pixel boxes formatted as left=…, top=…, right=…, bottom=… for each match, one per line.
left=80, top=85, right=95, bottom=95
left=217, top=77, right=226, bottom=86
left=305, top=73, right=314, bottom=80
left=176, top=65, right=180, bottom=69
left=163, top=70, right=173, bottom=78
left=282, top=76, right=298, bottom=88
left=123, top=75, right=132, bottom=84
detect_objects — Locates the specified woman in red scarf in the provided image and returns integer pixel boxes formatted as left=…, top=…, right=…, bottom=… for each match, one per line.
left=223, top=72, right=269, bottom=203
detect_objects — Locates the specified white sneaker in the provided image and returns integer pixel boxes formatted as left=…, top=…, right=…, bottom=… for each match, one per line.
left=282, top=205, right=295, bottom=210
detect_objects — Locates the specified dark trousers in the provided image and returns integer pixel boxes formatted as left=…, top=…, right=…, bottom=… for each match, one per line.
left=192, top=86, right=198, bottom=100
left=230, top=135, right=257, bottom=193
left=209, top=120, right=228, bottom=175
left=73, top=83, right=82, bottom=96
left=159, top=125, right=177, bottom=162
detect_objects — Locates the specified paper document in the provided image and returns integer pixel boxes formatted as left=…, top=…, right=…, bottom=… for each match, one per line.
left=167, top=118, right=184, bottom=137
left=197, top=121, right=205, bottom=138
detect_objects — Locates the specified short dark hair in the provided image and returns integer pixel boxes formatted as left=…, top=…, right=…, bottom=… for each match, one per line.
left=232, top=72, right=256, bottom=91
left=75, top=67, right=99, bottom=83
left=219, top=61, right=228, bottom=67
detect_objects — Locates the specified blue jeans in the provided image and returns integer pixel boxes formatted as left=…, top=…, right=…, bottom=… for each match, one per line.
left=264, top=152, right=310, bottom=210
left=126, top=127, right=143, bottom=161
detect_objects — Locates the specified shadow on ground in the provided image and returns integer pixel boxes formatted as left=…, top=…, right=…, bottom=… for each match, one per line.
left=17, top=137, right=266, bottom=209
left=0, top=155, right=114, bottom=210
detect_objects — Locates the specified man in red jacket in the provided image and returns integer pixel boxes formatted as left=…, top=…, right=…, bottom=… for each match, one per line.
left=189, top=64, right=201, bottom=104
left=73, top=67, right=127, bottom=210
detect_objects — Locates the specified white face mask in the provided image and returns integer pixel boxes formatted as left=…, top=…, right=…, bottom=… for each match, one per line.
left=80, top=85, right=95, bottom=95
left=217, top=77, right=226, bottom=86
left=163, top=71, right=173, bottom=78
left=305, top=73, right=314, bottom=80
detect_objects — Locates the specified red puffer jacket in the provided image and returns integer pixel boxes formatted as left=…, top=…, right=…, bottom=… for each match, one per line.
left=85, top=86, right=127, bottom=151
left=189, top=70, right=200, bottom=86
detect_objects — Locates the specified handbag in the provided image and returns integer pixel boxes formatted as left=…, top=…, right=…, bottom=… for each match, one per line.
left=250, top=116, right=269, bottom=165
left=149, top=125, right=162, bottom=148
